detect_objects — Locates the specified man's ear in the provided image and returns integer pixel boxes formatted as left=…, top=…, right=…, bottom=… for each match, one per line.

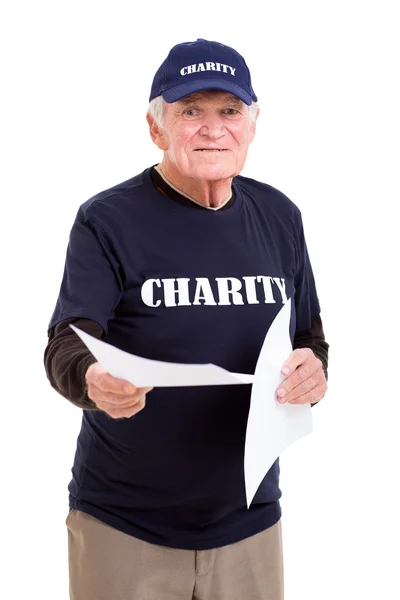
left=249, top=107, right=259, bottom=144
left=146, top=113, right=168, bottom=150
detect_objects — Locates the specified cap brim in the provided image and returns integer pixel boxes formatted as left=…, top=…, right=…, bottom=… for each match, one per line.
left=161, top=78, right=255, bottom=105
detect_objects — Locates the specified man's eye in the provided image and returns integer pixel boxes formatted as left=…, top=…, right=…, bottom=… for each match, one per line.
left=222, top=108, right=239, bottom=115
left=184, top=108, right=198, bottom=116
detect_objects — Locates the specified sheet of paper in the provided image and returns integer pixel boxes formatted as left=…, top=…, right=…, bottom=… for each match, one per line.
left=244, top=297, right=313, bottom=507
left=70, top=325, right=260, bottom=387
left=71, top=299, right=313, bottom=508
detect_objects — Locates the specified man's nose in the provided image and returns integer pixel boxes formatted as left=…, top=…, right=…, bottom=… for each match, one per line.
left=199, top=114, right=225, bottom=139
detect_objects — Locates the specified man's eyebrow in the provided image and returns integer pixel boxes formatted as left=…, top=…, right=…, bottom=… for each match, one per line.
left=176, top=94, right=204, bottom=106
left=224, top=97, right=244, bottom=107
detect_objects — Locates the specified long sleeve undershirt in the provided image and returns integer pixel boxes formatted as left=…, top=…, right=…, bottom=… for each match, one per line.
left=44, top=314, right=329, bottom=410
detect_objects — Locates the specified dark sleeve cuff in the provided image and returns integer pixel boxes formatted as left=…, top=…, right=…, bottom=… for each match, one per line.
left=293, top=313, right=329, bottom=407
left=44, top=317, right=105, bottom=410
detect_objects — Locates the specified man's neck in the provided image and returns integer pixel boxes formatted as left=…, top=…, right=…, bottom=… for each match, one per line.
left=156, top=162, right=233, bottom=209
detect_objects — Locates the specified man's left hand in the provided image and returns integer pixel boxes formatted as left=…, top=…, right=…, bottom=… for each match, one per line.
left=276, top=348, right=327, bottom=405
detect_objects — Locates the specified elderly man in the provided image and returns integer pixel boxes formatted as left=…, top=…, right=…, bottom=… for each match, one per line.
left=45, top=39, right=329, bottom=600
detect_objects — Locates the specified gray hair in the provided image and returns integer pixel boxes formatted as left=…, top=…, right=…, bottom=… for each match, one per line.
left=147, top=95, right=259, bottom=127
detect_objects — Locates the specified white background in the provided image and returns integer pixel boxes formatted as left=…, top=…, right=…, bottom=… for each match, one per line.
left=1, top=1, right=399, bottom=598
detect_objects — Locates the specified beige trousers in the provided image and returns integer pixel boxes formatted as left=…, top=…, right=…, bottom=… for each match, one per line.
left=67, top=509, right=284, bottom=600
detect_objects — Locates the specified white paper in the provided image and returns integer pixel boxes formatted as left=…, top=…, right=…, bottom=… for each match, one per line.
left=70, top=325, right=260, bottom=387
left=70, top=298, right=313, bottom=508
left=244, top=297, right=313, bottom=507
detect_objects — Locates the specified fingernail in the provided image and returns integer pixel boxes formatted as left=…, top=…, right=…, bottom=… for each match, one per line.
left=282, top=367, right=290, bottom=375
left=278, top=388, right=286, bottom=397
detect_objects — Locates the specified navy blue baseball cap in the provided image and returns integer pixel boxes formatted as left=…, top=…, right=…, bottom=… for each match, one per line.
left=149, top=38, right=258, bottom=106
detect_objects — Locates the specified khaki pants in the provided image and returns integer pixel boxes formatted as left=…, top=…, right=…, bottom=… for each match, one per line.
left=67, top=509, right=284, bottom=600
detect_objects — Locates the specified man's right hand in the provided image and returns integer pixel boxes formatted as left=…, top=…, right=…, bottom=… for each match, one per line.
left=85, top=362, right=153, bottom=419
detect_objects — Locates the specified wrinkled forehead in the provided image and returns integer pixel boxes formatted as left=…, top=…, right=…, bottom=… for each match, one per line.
left=174, top=90, right=245, bottom=108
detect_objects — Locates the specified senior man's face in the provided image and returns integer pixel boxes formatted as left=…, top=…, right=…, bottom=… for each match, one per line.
left=149, top=91, right=257, bottom=182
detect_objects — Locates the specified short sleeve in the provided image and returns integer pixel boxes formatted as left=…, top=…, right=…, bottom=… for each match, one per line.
left=293, top=208, right=321, bottom=332
left=48, top=208, right=123, bottom=333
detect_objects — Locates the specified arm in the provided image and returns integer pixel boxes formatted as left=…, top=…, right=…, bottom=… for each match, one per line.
left=45, top=208, right=122, bottom=408
left=276, top=208, right=329, bottom=407
left=45, top=209, right=153, bottom=417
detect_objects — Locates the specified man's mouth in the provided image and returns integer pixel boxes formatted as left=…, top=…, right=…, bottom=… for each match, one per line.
left=194, top=149, right=229, bottom=152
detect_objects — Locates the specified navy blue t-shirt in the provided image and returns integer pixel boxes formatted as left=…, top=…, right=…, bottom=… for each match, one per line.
left=48, top=166, right=321, bottom=550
